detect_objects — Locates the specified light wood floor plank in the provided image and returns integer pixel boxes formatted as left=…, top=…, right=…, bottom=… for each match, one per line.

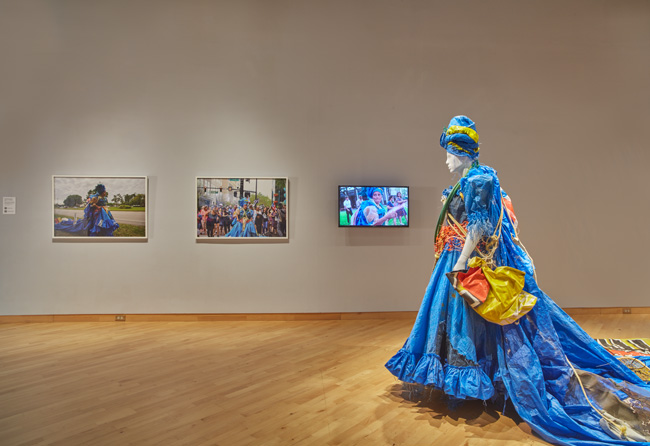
left=1, top=315, right=648, bottom=445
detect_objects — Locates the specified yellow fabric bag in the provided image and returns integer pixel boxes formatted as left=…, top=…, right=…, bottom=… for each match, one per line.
left=467, top=257, right=537, bottom=325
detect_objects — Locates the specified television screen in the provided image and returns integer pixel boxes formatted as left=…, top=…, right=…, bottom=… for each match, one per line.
left=339, top=186, right=409, bottom=227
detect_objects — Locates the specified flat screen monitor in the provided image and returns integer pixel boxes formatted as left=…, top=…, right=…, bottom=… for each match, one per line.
left=339, top=186, right=409, bottom=227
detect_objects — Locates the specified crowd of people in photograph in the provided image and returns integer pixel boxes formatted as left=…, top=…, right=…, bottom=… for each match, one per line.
left=340, top=188, right=408, bottom=226
left=197, top=198, right=287, bottom=238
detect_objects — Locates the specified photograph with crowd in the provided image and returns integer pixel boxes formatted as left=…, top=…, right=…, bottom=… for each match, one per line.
left=196, top=178, right=288, bottom=239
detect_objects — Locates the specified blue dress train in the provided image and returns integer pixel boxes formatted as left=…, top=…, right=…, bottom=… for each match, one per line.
left=54, top=195, right=119, bottom=236
left=225, top=209, right=259, bottom=237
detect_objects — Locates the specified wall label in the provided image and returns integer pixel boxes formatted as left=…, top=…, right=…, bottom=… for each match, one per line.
left=3, top=197, right=16, bottom=214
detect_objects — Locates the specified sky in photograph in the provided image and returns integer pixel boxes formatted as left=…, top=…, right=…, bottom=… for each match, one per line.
left=53, top=177, right=146, bottom=204
left=197, top=178, right=282, bottom=205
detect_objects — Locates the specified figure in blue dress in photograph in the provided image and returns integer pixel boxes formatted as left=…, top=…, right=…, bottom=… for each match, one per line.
left=353, top=187, right=402, bottom=226
left=54, top=183, right=119, bottom=236
left=385, top=116, right=650, bottom=445
left=225, top=199, right=259, bottom=237
left=224, top=203, right=245, bottom=237
left=241, top=207, right=258, bottom=237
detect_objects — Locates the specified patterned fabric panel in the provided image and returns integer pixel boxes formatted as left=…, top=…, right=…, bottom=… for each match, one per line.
left=597, top=338, right=650, bottom=356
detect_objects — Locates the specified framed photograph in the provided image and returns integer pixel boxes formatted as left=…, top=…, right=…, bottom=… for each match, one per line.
left=196, top=177, right=288, bottom=240
left=52, top=176, right=148, bottom=240
left=338, top=186, right=409, bottom=227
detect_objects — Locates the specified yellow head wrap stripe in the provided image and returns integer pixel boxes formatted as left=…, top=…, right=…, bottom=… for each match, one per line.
left=447, top=141, right=479, bottom=156
left=446, top=125, right=479, bottom=143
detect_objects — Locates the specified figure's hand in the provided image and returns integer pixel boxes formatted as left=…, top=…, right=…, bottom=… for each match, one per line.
left=385, top=209, right=398, bottom=220
left=452, top=260, right=466, bottom=272
left=452, top=254, right=469, bottom=271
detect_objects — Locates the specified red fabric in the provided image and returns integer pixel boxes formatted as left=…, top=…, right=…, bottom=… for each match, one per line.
left=502, top=196, right=518, bottom=227
left=457, top=267, right=489, bottom=304
left=606, top=349, right=647, bottom=357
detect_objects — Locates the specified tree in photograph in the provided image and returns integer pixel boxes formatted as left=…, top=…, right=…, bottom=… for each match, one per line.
left=256, top=193, right=272, bottom=207
left=129, top=194, right=145, bottom=207
left=112, top=193, right=123, bottom=206
left=275, top=179, right=287, bottom=204
left=63, top=194, right=83, bottom=208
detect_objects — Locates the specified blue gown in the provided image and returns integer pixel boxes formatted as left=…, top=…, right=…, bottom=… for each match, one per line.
left=54, top=195, right=119, bottom=236
left=225, top=209, right=260, bottom=237
left=241, top=210, right=259, bottom=237
left=386, top=165, right=650, bottom=445
left=225, top=214, right=243, bottom=237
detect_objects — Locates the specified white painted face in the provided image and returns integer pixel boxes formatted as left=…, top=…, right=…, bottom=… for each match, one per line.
left=446, top=152, right=468, bottom=174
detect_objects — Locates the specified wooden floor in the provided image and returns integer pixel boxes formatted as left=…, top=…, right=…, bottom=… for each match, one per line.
left=1, top=314, right=648, bottom=446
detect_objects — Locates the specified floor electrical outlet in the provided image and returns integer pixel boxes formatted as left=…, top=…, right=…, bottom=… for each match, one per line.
left=115, top=315, right=126, bottom=321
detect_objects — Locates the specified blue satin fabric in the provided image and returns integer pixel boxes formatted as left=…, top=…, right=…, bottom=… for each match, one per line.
left=54, top=195, right=119, bottom=236
left=241, top=220, right=258, bottom=237
left=386, top=165, right=650, bottom=445
left=225, top=209, right=259, bottom=237
left=225, top=220, right=243, bottom=237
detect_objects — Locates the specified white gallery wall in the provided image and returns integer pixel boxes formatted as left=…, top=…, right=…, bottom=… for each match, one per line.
left=1, top=0, right=649, bottom=315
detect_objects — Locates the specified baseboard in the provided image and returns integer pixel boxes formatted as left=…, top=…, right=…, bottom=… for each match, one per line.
left=0, top=311, right=419, bottom=323
left=1, top=308, right=649, bottom=323
left=563, top=307, right=650, bottom=315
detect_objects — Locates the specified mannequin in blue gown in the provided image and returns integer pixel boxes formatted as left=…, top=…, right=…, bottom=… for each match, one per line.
left=385, top=116, right=650, bottom=445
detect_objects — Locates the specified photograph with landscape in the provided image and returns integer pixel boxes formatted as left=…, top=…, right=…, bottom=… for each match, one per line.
left=52, top=176, right=147, bottom=239
left=196, top=177, right=288, bottom=239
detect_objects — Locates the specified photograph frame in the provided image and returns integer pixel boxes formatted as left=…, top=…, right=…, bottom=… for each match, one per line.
left=195, top=176, right=289, bottom=242
left=52, top=175, right=148, bottom=241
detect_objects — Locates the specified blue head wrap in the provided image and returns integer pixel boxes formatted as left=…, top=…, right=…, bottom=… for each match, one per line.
left=95, top=184, right=106, bottom=194
left=366, top=187, right=383, bottom=201
left=238, top=198, right=246, bottom=207
left=440, top=115, right=480, bottom=160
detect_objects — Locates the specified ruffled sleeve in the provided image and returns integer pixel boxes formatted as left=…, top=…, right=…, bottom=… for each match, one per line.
left=441, top=185, right=454, bottom=202
left=461, top=174, right=495, bottom=238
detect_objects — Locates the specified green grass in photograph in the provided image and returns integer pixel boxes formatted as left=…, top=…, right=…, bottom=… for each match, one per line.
left=339, top=210, right=353, bottom=226
left=113, top=224, right=145, bottom=237
left=107, top=207, right=146, bottom=212
left=53, top=230, right=78, bottom=237
left=338, top=210, right=408, bottom=226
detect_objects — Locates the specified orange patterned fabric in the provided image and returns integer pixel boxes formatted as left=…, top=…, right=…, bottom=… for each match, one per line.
left=502, top=194, right=518, bottom=230
left=435, top=221, right=468, bottom=255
